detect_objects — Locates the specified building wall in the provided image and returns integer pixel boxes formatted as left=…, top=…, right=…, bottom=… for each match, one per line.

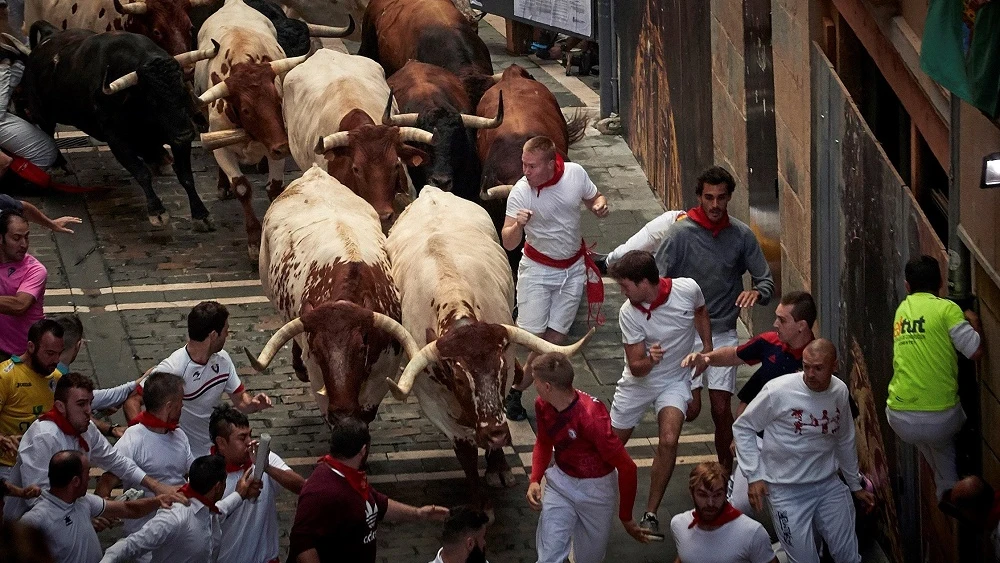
left=772, top=0, right=816, bottom=292
left=710, top=0, right=749, bottom=217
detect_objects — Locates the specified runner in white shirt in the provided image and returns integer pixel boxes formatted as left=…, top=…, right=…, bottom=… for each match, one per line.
left=100, top=454, right=259, bottom=563
left=606, top=250, right=712, bottom=537
left=94, top=372, right=194, bottom=547
left=209, top=404, right=305, bottom=563
left=669, top=461, right=777, bottom=563
left=3, top=373, right=173, bottom=519
left=428, top=505, right=490, bottom=563
left=600, top=210, right=686, bottom=271
left=124, top=301, right=272, bottom=456
left=500, top=136, right=609, bottom=421
left=732, top=339, right=875, bottom=563
left=20, top=450, right=187, bottom=563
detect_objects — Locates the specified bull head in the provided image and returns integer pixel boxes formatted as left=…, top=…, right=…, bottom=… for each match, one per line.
left=386, top=91, right=505, bottom=131
left=197, top=52, right=311, bottom=105
left=306, top=15, right=355, bottom=38
left=387, top=325, right=595, bottom=400
left=114, top=0, right=147, bottom=14
left=174, top=39, right=220, bottom=67
left=103, top=68, right=140, bottom=95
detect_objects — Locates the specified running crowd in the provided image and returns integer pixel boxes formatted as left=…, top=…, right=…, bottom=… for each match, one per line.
left=0, top=137, right=997, bottom=563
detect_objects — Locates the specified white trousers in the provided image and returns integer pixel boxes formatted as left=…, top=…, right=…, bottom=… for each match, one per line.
left=768, top=476, right=860, bottom=563
left=886, top=404, right=966, bottom=501
left=536, top=466, right=617, bottom=563
left=728, top=458, right=753, bottom=514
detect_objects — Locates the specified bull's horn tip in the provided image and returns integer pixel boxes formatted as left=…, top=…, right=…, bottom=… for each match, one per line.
left=386, top=378, right=408, bottom=401
left=210, top=39, right=220, bottom=54
left=243, top=346, right=265, bottom=371
left=313, top=137, right=325, bottom=154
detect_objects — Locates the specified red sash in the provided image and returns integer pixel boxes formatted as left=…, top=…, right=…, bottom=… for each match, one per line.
left=631, top=278, right=672, bottom=320
left=128, top=411, right=179, bottom=432
left=179, top=483, right=220, bottom=514
left=38, top=408, right=89, bottom=452
left=688, top=502, right=742, bottom=529
left=686, top=206, right=731, bottom=237
left=523, top=240, right=604, bottom=327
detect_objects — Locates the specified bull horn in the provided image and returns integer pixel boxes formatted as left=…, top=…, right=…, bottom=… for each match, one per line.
left=386, top=341, right=440, bottom=400
left=243, top=318, right=305, bottom=371
left=503, top=325, right=595, bottom=357
left=372, top=312, right=421, bottom=360
left=174, top=39, right=220, bottom=66
left=398, top=127, right=433, bottom=145
left=381, top=92, right=395, bottom=125
left=461, top=91, right=503, bottom=129
left=314, top=131, right=351, bottom=153
left=306, top=15, right=355, bottom=38
left=197, top=79, right=230, bottom=105
left=388, top=113, right=419, bottom=127
left=491, top=72, right=503, bottom=81
left=188, top=0, right=217, bottom=7
left=103, top=70, right=140, bottom=95
left=119, top=1, right=147, bottom=14
left=479, top=184, right=514, bottom=200
left=269, top=53, right=309, bottom=75
left=200, top=129, right=250, bottom=150
left=1, top=33, right=30, bottom=56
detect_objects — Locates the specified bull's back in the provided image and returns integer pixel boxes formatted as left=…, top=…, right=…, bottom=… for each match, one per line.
left=387, top=61, right=472, bottom=114
left=261, top=166, right=390, bottom=318
left=26, top=0, right=121, bottom=35
left=282, top=49, right=391, bottom=170
left=365, top=0, right=487, bottom=75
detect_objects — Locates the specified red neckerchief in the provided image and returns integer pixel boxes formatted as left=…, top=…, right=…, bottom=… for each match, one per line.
left=689, top=502, right=742, bottom=529
left=321, top=455, right=370, bottom=499
left=38, top=408, right=89, bottom=452
left=128, top=411, right=179, bottom=432
left=522, top=240, right=605, bottom=327
left=632, top=278, right=672, bottom=320
left=533, top=153, right=565, bottom=196
left=179, top=483, right=220, bottom=514
left=211, top=446, right=253, bottom=474
left=686, top=206, right=731, bottom=237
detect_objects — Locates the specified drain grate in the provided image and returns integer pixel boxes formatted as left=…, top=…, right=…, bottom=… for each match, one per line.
left=55, top=136, right=95, bottom=149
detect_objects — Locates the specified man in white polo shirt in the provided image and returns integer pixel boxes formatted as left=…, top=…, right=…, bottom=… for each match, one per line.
left=20, top=450, right=187, bottom=563
left=94, top=372, right=194, bottom=551
left=125, top=301, right=272, bottom=456
left=670, top=461, right=777, bottom=563
left=500, top=135, right=609, bottom=421
left=209, top=404, right=304, bottom=563
left=606, top=250, right=712, bottom=538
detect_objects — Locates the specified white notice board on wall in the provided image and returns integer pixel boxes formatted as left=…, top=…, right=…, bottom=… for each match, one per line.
left=472, top=0, right=595, bottom=39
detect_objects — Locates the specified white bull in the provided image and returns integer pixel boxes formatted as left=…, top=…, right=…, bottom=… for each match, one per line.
left=244, top=165, right=418, bottom=425
left=384, top=186, right=593, bottom=494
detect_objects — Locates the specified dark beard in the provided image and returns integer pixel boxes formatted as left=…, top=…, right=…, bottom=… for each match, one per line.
left=28, top=355, right=51, bottom=375
left=466, top=545, right=487, bottom=563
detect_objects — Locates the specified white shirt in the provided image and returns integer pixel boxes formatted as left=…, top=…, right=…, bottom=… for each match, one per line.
left=150, top=347, right=243, bottom=457
left=4, top=420, right=147, bottom=519
left=100, top=492, right=243, bottom=563
left=733, top=373, right=862, bottom=490
left=669, top=510, right=775, bottom=563
left=21, top=491, right=106, bottom=563
left=505, top=162, right=598, bottom=261
left=618, top=277, right=705, bottom=384
left=218, top=452, right=289, bottom=563
left=607, top=210, right=686, bottom=264
left=428, top=548, right=491, bottom=563
left=114, top=424, right=195, bottom=535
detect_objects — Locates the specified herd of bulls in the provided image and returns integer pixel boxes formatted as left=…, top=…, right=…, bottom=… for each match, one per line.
left=8, top=0, right=595, bottom=499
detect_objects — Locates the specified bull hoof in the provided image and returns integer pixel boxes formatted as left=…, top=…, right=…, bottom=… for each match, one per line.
left=217, top=186, right=235, bottom=200
left=192, top=216, right=216, bottom=232
left=148, top=211, right=171, bottom=228
left=500, top=469, right=517, bottom=488
left=153, top=164, right=173, bottom=176
left=484, top=472, right=503, bottom=489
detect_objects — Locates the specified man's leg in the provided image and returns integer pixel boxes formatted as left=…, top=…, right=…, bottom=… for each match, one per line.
left=535, top=468, right=579, bottom=563
left=646, top=406, right=685, bottom=515
left=814, top=477, right=861, bottom=563
left=727, top=458, right=754, bottom=514
left=708, top=389, right=735, bottom=472
left=887, top=405, right=966, bottom=501
left=570, top=471, right=618, bottom=563
left=768, top=483, right=822, bottom=563
left=506, top=266, right=554, bottom=420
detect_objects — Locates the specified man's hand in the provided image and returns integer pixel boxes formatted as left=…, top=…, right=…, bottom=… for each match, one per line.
left=647, top=344, right=664, bottom=366
left=235, top=467, right=262, bottom=500
left=735, top=290, right=760, bottom=308
left=514, top=208, right=533, bottom=226
left=416, top=504, right=449, bottom=521
left=145, top=478, right=179, bottom=497
left=51, top=216, right=82, bottom=234
left=7, top=483, right=41, bottom=499
left=590, top=197, right=609, bottom=218
left=681, top=352, right=709, bottom=375
left=526, top=481, right=543, bottom=511
left=623, top=519, right=656, bottom=543
left=248, top=393, right=273, bottom=413
left=747, top=480, right=768, bottom=513
left=92, top=517, right=119, bottom=532
left=155, top=491, right=189, bottom=509
left=0, top=434, right=18, bottom=456
left=853, top=489, right=876, bottom=514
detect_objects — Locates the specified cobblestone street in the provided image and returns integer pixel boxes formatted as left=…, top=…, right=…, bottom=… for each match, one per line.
left=14, top=21, right=754, bottom=563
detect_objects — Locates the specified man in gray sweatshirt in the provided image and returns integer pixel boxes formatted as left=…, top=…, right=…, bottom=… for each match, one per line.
left=653, top=166, right=773, bottom=475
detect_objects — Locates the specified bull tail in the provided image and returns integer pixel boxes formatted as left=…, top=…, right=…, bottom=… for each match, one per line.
left=566, top=109, right=589, bottom=145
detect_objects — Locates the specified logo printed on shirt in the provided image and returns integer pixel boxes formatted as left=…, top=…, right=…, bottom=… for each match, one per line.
left=63, top=515, right=73, bottom=527
left=211, top=363, right=220, bottom=373
left=192, top=370, right=202, bottom=381
left=894, top=316, right=927, bottom=338
left=567, top=429, right=577, bottom=440
left=790, top=407, right=841, bottom=435
left=15, top=382, right=31, bottom=388
left=6, top=267, right=14, bottom=277
left=362, top=500, right=378, bottom=544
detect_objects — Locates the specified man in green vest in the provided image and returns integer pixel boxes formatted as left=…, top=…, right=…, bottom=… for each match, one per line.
left=887, top=255, right=984, bottom=504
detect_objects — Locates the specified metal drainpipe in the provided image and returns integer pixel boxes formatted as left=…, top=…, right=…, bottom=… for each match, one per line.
left=598, top=0, right=618, bottom=117
left=948, top=94, right=970, bottom=301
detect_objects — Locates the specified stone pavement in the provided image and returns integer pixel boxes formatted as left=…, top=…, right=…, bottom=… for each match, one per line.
left=11, top=22, right=767, bottom=563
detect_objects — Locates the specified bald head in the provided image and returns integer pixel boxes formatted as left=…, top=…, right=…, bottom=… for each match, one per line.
left=802, top=339, right=838, bottom=392
left=948, top=475, right=995, bottom=526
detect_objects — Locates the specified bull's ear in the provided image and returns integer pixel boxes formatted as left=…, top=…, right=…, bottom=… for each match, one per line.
left=425, top=327, right=438, bottom=344
left=301, top=300, right=316, bottom=315
left=397, top=144, right=428, bottom=168
left=322, top=147, right=351, bottom=162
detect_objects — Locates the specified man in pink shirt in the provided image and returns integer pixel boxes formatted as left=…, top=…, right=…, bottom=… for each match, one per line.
left=0, top=210, right=46, bottom=359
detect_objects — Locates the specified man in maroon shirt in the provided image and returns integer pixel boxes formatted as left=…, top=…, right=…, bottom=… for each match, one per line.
left=527, top=352, right=655, bottom=563
left=287, top=417, right=449, bottom=563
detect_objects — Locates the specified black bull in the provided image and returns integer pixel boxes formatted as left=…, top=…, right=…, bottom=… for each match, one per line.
left=20, top=23, right=213, bottom=231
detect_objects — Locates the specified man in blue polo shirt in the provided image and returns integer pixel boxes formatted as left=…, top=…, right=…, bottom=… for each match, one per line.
left=683, top=291, right=816, bottom=513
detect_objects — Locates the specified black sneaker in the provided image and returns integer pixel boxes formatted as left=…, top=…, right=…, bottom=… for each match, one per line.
left=505, top=389, right=528, bottom=421
left=639, top=512, right=664, bottom=538
left=591, top=252, right=609, bottom=275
